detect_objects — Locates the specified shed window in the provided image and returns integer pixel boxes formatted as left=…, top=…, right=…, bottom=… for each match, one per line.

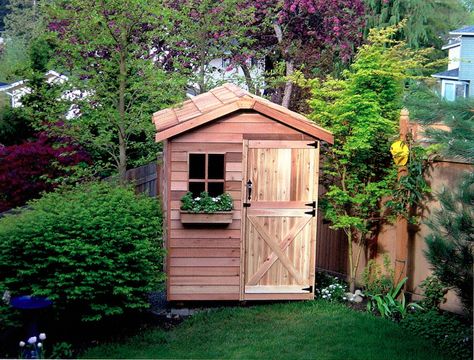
left=189, top=153, right=225, bottom=197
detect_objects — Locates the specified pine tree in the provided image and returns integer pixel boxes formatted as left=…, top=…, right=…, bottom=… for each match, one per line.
left=424, top=173, right=473, bottom=314
left=408, top=86, right=474, bottom=314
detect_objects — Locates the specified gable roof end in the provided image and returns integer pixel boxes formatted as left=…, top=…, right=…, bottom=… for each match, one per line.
left=153, top=83, right=334, bottom=144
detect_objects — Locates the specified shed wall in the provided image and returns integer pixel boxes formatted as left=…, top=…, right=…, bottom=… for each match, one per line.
left=166, top=110, right=314, bottom=301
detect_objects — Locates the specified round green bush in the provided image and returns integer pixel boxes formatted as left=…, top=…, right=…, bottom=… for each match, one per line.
left=0, top=182, right=164, bottom=322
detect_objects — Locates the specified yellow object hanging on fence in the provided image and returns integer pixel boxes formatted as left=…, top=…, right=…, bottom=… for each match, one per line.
left=390, top=140, right=409, bottom=166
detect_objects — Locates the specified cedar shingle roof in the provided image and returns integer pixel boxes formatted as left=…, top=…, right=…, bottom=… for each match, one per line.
left=153, top=83, right=333, bottom=144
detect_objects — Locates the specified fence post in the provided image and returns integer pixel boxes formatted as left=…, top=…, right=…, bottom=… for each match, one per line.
left=395, top=109, right=409, bottom=286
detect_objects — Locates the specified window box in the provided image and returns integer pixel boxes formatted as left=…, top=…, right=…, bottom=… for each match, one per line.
left=180, top=211, right=233, bottom=224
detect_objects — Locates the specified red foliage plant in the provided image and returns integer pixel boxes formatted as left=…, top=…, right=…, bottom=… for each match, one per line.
left=0, top=133, right=90, bottom=212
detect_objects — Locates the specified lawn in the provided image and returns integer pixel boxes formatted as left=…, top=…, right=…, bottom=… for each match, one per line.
left=81, top=300, right=448, bottom=359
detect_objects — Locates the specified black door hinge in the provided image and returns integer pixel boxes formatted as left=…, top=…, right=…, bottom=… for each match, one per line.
left=302, top=285, right=313, bottom=293
left=243, top=203, right=251, bottom=208
left=305, top=201, right=316, bottom=207
left=307, top=141, right=319, bottom=148
left=304, top=209, right=315, bottom=217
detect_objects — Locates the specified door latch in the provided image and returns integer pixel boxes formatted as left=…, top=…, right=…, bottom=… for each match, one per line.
left=243, top=179, right=253, bottom=207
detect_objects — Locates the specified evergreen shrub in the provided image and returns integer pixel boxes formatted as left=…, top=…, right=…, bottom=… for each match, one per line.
left=0, top=182, right=164, bottom=323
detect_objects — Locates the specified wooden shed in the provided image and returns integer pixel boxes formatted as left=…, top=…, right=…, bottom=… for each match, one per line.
left=153, top=83, right=334, bottom=301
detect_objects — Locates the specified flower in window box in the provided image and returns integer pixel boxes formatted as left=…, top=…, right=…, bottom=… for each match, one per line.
left=180, top=191, right=233, bottom=213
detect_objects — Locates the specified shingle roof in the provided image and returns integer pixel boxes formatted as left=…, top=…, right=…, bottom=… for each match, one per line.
left=450, top=25, right=474, bottom=35
left=153, top=83, right=334, bottom=144
left=432, top=68, right=459, bottom=79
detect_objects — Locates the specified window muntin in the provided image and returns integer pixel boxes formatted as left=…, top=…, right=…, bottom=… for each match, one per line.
left=188, top=153, right=225, bottom=197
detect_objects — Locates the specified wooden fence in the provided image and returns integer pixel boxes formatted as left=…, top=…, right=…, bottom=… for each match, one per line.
left=316, top=211, right=348, bottom=277
left=104, top=160, right=160, bottom=197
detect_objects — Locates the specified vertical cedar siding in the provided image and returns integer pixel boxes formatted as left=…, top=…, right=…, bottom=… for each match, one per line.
left=167, top=111, right=314, bottom=301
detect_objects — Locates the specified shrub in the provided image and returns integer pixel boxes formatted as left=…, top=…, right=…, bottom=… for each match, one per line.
left=0, top=182, right=164, bottom=323
left=419, top=275, right=447, bottom=311
left=361, top=253, right=394, bottom=295
left=0, top=133, right=90, bottom=212
left=400, top=310, right=473, bottom=360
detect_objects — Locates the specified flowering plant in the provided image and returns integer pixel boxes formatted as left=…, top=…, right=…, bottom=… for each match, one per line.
left=19, top=332, right=46, bottom=359
left=180, top=191, right=233, bottom=213
left=315, top=273, right=348, bottom=302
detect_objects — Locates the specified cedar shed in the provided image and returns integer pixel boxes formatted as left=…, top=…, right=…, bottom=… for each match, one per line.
left=153, top=83, right=334, bottom=301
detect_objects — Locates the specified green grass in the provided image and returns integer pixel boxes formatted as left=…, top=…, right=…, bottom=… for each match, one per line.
left=81, top=301, right=448, bottom=359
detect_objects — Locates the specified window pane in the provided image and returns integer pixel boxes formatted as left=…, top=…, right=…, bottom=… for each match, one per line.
left=208, top=154, right=225, bottom=179
left=189, top=154, right=205, bottom=179
left=444, top=83, right=455, bottom=101
left=455, top=83, right=466, bottom=98
left=189, top=182, right=205, bottom=197
left=208, top=182, right=224, bottom=197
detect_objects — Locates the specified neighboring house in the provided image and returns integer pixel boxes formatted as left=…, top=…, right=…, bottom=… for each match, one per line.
left=187, top=57, right=265, bottom=97
left=0, top=70, right=68, bottom=108
left=432, top=25, right=474, bottom=101
left=0, top=70, right=86, bottom=119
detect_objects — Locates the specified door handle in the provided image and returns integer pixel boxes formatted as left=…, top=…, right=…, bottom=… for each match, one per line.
left=243, top=180, right=253, bottom=208
left=246, top=179, right=253, bottom=201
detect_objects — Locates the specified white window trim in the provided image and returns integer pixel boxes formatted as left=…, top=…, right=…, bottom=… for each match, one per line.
left=441, top=80, right=468, bottom=101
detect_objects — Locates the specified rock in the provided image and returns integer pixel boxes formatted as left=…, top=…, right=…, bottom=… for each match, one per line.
left=171, top=308, right=191, bottom=317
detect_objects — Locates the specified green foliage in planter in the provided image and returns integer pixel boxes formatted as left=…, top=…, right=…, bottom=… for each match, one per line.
left=400, top=310, right=473, bottom=360
left=180, top=191, right=233, bottom=213
left=0, top=182, right=164, bottom=323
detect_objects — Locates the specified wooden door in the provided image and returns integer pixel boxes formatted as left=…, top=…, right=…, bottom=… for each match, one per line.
left=241, top=140, right=319, bottom=300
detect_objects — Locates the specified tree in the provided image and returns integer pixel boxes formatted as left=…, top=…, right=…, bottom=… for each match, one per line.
left=242, top=0, right=366, bottom=108
left=0, top=132, right=90, bottom=212
left=165, top=0, right=256, bottom=94
left=0, top=0, right=9, bottom=32
left=47, top=0, right=187, bottom=180
left=407, top=88, right=474, bottom=163
left=0, top=0, right=47, bottom=81
left=364, top=0, right=471, bottom=49
left=424, top=173, right=473, bottom=314
left=0, top=107, right=35, bottom=146
left=308, top=25, right=430, bottom=291
left=3, top=0, right=45, bottom=44
left=407, top=87, right=474, bottom=314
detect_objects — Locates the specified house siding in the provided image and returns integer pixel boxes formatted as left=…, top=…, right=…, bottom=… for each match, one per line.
left=458, top=36, right=474, bottom=96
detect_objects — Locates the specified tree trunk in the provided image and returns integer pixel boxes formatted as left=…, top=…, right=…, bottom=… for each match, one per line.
left=347, top=230, right=355, bottom=293
left=118, top=50, right=127, bottom=183
left=273, top=22, right=294, bottom=108
left=281, top=60, right=294, bottom=109
left=240, top=62, right=255, bottom=94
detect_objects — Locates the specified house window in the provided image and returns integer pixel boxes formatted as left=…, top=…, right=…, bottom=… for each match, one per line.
left=442, top=80, right=468, bottom=101
left=188, top=153, right=225, bottom=197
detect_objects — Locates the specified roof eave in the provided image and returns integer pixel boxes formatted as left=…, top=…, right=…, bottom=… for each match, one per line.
left=449, top=31, right=474, bottom=36
left=432, top=75, right=460, bottom=80
left=155, top=99, right=334, bottom=144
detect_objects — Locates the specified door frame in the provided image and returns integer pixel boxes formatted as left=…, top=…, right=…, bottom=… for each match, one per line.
left=239, top=139, right=319, bottom=300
